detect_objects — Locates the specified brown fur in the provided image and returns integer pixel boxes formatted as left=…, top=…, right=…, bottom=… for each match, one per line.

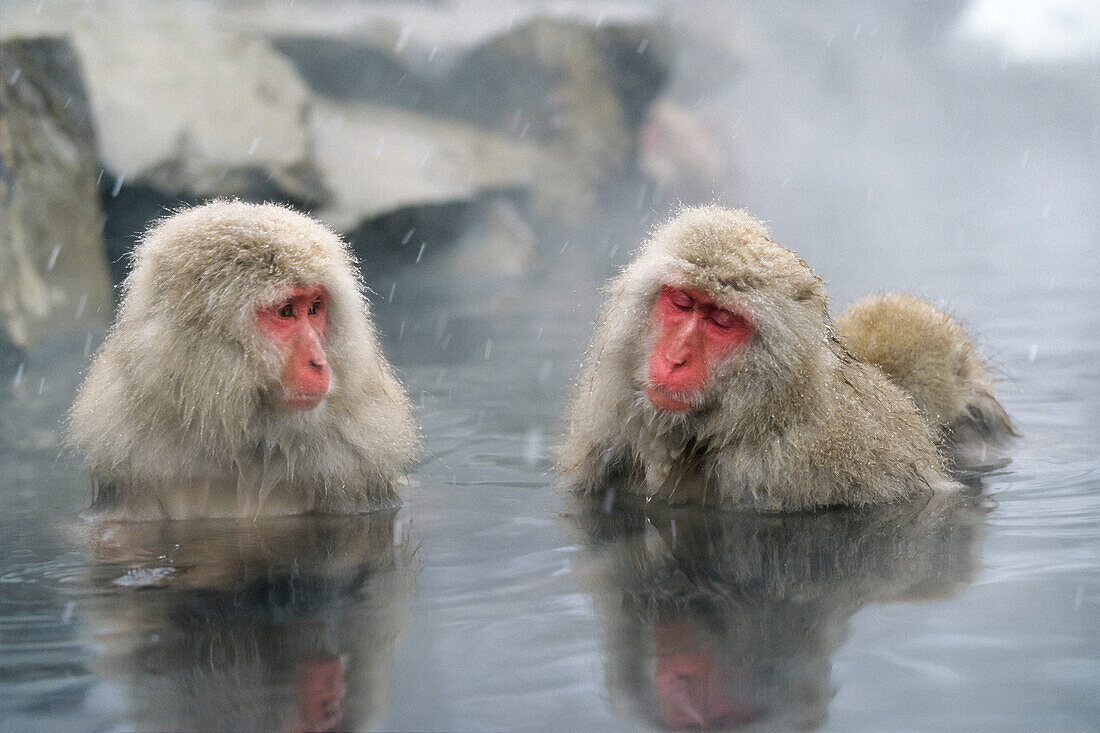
left=560, top=206, right=1011, bottom=511
left=835, top=293, right=1016, bottom=465
left=67, top=200, right=419, bottom=519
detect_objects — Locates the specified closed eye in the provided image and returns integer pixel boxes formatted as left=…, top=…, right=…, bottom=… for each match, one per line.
left=670, top=292, right=694, bottom=310
left=708, top=309, right=741, bottom=329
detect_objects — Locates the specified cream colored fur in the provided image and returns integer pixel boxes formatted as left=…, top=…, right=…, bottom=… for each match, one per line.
left=835, top=293, right=1015, bottom=464
left=560, top=205, right=1011, bottom=511
left=68, top=200, right=419, bottom=519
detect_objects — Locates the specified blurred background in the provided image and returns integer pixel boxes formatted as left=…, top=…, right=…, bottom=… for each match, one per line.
left=1, top=1, right=1097, bottom=731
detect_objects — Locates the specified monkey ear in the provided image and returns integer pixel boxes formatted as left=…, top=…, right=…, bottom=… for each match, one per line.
left=793, top=283, right=819, bottom=302
left=790, top=272, right=827, bottom=304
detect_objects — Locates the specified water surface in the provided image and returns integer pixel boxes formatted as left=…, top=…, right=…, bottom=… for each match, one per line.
left=2, top=2, right=1097, bottom=731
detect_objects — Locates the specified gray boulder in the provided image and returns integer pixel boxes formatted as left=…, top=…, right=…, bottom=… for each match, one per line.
left=309, top=98, right=565, bottom=233
left=444, top=16, right=670, bottom=222
left=2, top=0, right=329, bottom=283
left=258, top=4, right=671, bottom=223
left=1, top=1, right=327, bottom=222
left=1, top=1, right=673, bottom=287
left=0, top=37, right=113, bottom=350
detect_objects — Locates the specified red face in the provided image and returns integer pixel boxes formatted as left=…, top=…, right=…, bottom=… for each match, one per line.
left=255, top=285, right=329, bottom=411
left=646, top=285, right=752, bottom=412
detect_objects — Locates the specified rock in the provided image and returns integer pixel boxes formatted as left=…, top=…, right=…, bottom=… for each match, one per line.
left=309, top=98, right=567, bottom=235
left=1, top=0, right=327, bottom=206
left=254, top=4, right=670, bottom=222
left=343, top=194, right=537, bottom=288
left=0, top=37, right=113, bottom=350
left=344, top=198, right=478, bottom=278
left=443, top=17, right=669, bottom=221
left=1, top=1, right=673, bottom=286
left=441, top=197, right=537, bottom=279
left=272, top=34, right=435, bottom=110
left=2, top=0, right=332, bottom=284
left=447, top=17, right=670, bottom=134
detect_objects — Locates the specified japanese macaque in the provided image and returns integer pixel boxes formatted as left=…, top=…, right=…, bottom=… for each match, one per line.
left=572, top=494, right=981, bottom=730
left=560, top=205, right=1013, bottom=510
left=67, top=200, right=419, bottom=520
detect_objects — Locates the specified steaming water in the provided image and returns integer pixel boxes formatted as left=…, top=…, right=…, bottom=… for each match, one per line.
left=1, top=3, right=1097, bottom=731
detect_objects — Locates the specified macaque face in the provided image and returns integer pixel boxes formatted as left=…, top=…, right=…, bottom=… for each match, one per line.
left=255, top=285, right=330, bottom=411
left=646, top=285, right=752, bottom=412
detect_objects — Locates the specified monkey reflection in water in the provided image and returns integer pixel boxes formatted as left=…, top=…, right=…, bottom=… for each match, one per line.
left=81, top=513, right=414, bottom=732
left=572, top=492, right=983, bottom=730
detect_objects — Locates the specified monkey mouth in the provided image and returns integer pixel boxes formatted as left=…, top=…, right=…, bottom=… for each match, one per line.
left=645, top=385, right=695, bottom=413
left=284, top=392, right=327, bottom=410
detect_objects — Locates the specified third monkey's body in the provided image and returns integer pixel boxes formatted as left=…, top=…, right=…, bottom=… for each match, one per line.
left=560, top=206, right=1013, bottom=511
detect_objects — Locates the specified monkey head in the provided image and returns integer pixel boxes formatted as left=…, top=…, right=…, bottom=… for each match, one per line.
left=69, top=200, right=419, bottom=517
left=615, top=206, right=828, bottom=423
left=117, top=200, right=367, bottom=419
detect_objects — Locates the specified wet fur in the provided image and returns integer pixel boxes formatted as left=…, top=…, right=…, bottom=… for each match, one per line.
left=67, top=200, right=419, bottom=519
left=560, top=206, right=1012, bottom=510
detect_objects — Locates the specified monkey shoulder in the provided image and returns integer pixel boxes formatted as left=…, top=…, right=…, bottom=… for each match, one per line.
left=804, top=354, right=949, bottom=504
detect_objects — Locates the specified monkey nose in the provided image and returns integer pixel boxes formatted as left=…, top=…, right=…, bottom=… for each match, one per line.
left=665, top=350, right=690, bottom=370
left=302, top=336, right=327, bottom=370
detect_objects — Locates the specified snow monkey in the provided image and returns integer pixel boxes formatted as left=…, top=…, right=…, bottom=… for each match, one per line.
left=559, top=205, right=1014, bottom=511
left=68, top=200, right=419, bottom=520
